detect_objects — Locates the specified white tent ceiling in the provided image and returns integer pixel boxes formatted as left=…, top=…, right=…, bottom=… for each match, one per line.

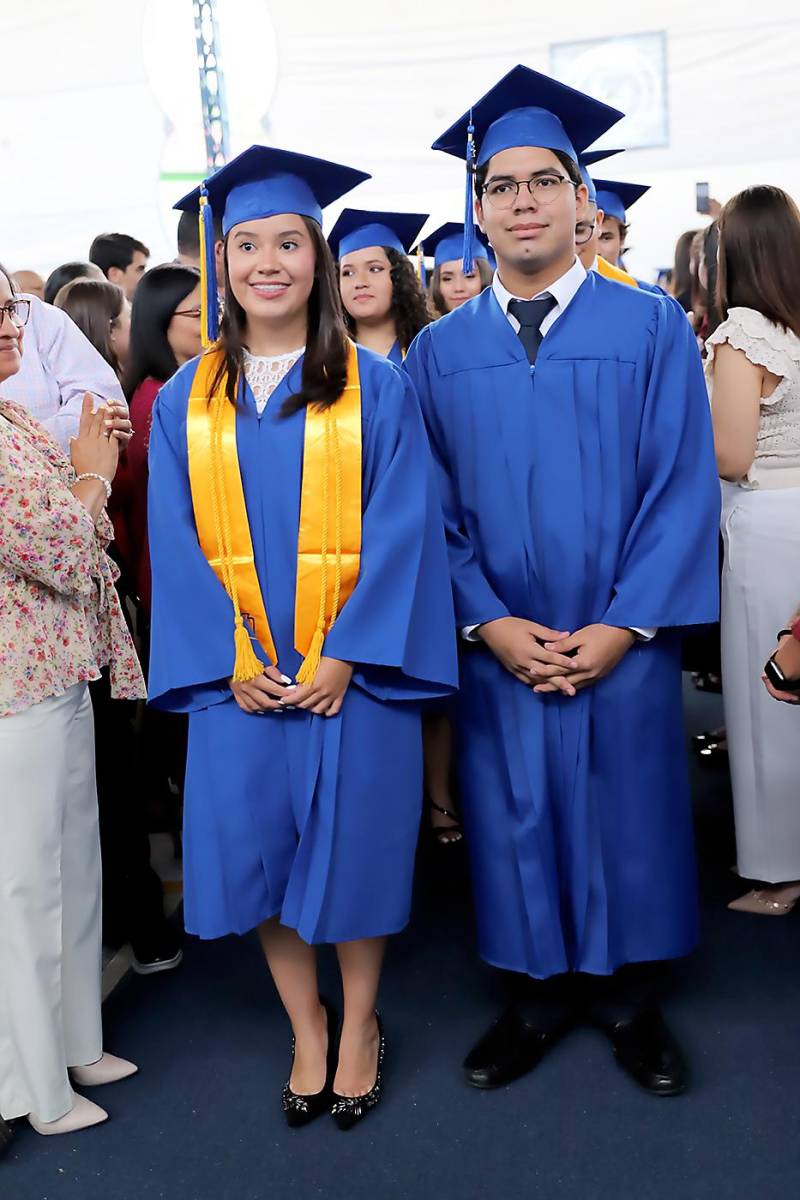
left=2, top=0, right=799, bottom=282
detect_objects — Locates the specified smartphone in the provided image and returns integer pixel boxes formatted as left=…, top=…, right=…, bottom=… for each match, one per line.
left=764, top=654, right=800, bottom=695
left=695, top=182, right=710, bottom=215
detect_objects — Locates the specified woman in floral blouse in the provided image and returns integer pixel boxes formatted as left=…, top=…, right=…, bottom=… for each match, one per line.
left=0, top=263, right=145, bottom=1138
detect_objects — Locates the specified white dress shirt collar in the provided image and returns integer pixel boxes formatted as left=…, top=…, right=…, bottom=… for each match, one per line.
left=492, top=257, right=587, bottom=335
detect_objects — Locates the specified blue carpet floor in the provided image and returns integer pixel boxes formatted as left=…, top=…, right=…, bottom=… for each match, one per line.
left=4, top=686, right=800, bottom=1199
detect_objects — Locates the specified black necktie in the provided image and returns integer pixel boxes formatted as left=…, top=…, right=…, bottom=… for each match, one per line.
left=507, top=295, right=558, bottom=364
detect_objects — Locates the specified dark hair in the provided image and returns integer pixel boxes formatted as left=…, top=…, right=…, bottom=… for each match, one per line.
left=44, top=261, right=98, bottom=306
left=0, top=262, right=14, bottom=292
left=475, top=148, right=582, bottom=199
left=600, top=212, right=630, bottom=253
left=431, top=257, right=494, bottom=316
left=55, top=278, right=126, bottom=376
left=213, top=216, right=349, bottom=416
left=89, top=232, right=150, bottom=277
left=671, top=229, right=700, bottom=307
left=123, top=263, right=201, bottom=401
left=340, top=247, right=431, bottom=353
left=717, top=186, right=800, bottom=338
left=177, top=209, right=223, bottom=259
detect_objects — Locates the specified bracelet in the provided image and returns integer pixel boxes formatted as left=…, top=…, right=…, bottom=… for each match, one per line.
left=75, top=472, right=112, bottom=501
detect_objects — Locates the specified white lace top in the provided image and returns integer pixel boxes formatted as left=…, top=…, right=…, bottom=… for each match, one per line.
left=705, top=307, right=800, bottom=490
left=243, top=347, right=304, bottom=414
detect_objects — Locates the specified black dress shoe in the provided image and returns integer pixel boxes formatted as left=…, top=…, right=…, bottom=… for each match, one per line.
left=330, top=1012, right=384, bottom=1131
left=463, top=1008, right=567, bottom=1089
left=282, top=999, right=339, bottom=1128
left=601, top=1009, right=687, bottom=1096
left=131, top=925, right=183, bottom=975
left=0, top=1116, right=15, bottom=1159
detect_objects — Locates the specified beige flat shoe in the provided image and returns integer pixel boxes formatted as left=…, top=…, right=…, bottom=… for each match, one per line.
left=28, top=1091, right=108, bottom=1135
left=728, top=888, right=798, bottom=916
left=70, top=1052, right=138, bottom=1087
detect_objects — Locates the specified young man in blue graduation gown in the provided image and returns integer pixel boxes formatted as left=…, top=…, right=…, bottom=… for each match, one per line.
left=405, top=66, right=720, bottom=1096
left=575, top=153, right=667, bottom=295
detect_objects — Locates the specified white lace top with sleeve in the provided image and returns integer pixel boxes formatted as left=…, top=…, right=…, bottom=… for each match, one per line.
left=243, top=347, right=304, bottom=414
left=705, top=306, right=800, bottom=490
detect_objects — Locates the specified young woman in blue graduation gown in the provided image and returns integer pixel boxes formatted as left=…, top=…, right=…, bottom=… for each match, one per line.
left=334, top=222, right=430, bottom=367
left=406, top=66, right=721, bottom=1097
left=147, top=147, right=456, bottom=1129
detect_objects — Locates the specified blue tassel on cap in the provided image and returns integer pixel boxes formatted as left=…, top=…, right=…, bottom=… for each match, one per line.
left=462, top=111, right=476, bottom=275
left=199, top=185, right=219, bottom=347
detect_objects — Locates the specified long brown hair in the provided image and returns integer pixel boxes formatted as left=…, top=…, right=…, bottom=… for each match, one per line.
left=717, top=186, right=800, bottom=338
left=340, top=246, right=431, bottom=354
left=213, top=216, right=349, bottom=416
left=671, top=228, right=699, bottom=305
left=431, top=257, right=493, bottom=317
left=54, top=278, right=125, bottom=376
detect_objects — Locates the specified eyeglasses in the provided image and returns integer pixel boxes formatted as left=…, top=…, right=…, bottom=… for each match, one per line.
left=0, top=298, right=31, bottom=327
left=173, top=307, right=202, bottom=319
left=481, top=174, right=576, bottom=210
left=575, top=219, right=597, bottom=247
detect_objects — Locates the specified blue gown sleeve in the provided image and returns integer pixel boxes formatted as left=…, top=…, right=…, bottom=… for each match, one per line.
left=404, top=328, right=510, bottom=630
left=146, top=364, right=237, bottom=712
left=320, top=361, right=458, bottom=701
left=603, top=299, right=721, bottom=630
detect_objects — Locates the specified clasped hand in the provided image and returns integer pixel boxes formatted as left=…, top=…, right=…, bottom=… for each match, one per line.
left=230, top=656, right=353, bottom=717
left=479, top=617, right=635, bottom=697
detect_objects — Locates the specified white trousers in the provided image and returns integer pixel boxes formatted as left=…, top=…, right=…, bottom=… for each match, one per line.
left=0, top=682, right=103, bottom=1122
left=721, top=482, right=800, bottom=882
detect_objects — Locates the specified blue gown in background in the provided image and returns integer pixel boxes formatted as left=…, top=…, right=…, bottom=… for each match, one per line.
left=387, top=340, right=404, bottom=367
left=148, top=348, right=457, bottom=943
left=405, top=272, right=720, bottom=979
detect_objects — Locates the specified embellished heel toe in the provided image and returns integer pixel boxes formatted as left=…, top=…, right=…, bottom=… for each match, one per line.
left=282, top=999, right=339, bottom=1129
left=330, top=1012, right=385, bottom=1131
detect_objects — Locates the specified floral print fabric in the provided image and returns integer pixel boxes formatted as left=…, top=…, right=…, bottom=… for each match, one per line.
left=0, top=397, right=145, bottom=716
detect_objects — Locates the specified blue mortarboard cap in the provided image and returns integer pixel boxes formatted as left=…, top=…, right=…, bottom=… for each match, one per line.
left=432, top=65, right=625, bottom=167
left=431, top=66, right=624, bottom=273
left=593, top=179, right=651, bottom=223
left=174, top=145, right=370, bottom=345
left=175, top=144, right=371, bottom=234
left=415, top=223, right=492, bottom=270
left=577, top=148, right=625, bottom=204
left=327, top=209, right=429, bottom=260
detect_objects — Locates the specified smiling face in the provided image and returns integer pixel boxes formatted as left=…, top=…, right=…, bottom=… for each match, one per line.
left=338, top=246, right=394, bottom=325
left=0, top=270, right=24, bottom=384
left=476, top=147, right=585, bottom=279
left=225, top=214, right=317, bottom=327
left=437, top=260, right=484, bottom=312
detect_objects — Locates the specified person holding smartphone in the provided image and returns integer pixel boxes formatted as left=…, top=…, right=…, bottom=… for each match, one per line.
left=707, top=186, right=800, bottom=916
left=764, top=616, right=800, bottom=704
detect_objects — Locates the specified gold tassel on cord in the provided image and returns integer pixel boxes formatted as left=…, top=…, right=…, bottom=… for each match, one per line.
left=232, top=615, right=266, bottom=682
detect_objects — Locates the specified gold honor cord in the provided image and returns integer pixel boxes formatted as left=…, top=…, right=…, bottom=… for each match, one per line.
left=187, top=342, right=362, bottom=684
left=595, top=256, right=640, bottom=289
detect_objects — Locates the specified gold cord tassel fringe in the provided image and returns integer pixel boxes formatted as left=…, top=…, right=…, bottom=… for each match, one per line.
left=232, top=615, right=266, bottom=682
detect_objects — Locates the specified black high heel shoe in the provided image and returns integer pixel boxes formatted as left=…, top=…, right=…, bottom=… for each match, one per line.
left=282, top=998, right=339, bottom=1128
left=330, top=1012, right=384, bottom=1132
